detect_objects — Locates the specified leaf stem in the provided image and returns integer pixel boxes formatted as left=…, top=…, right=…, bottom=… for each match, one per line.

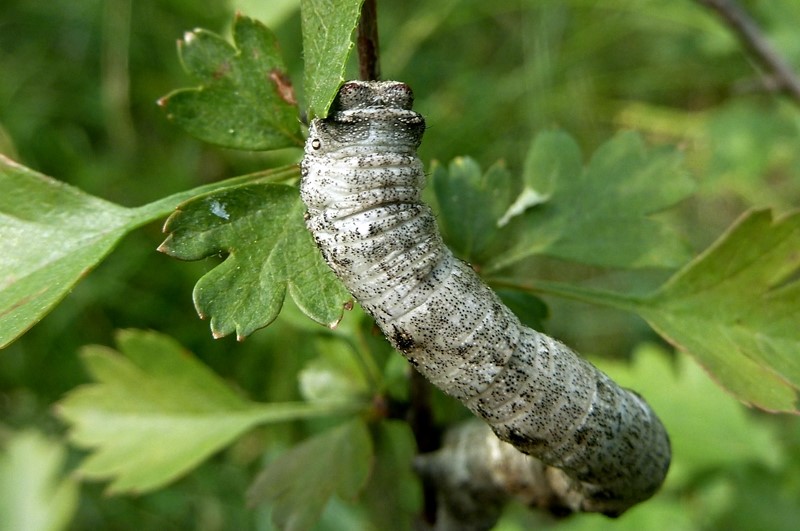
left=695, top=0, right=800, bottom=104
left=486, top=276, right=647, bottom=314
left=127, top=165, right=301, bottom=228
left=251, top=399, right=369, bottom=423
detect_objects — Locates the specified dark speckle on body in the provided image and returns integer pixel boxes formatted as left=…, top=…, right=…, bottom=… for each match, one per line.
left=299, top=80, right=671, bottom=515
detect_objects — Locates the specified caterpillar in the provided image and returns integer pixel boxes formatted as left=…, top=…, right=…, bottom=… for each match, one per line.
left=300, top=81, right=670, bottom=516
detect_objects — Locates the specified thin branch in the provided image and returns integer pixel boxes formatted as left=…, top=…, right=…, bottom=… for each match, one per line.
left=357, top=0, right=381, bottom=80
left=695, top=0, right=800, bottom=104
left=408, top=369, right=441, bottom=526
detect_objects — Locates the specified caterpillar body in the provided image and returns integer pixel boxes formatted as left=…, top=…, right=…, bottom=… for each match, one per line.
left=300, top=81, right=670, bottom=515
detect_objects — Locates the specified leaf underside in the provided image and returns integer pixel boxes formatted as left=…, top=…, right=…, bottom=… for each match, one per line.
left=0, top=155, right=137, bottom=348
left=638, top=209, right=800, bottom=413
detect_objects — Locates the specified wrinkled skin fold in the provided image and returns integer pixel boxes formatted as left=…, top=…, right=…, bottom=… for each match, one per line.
left=300, top=80, right=670, bottom=516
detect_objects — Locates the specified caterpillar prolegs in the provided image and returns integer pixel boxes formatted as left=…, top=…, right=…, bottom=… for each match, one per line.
left=300, top=81, right=670, bottom=515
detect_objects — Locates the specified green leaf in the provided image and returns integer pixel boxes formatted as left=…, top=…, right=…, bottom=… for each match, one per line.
left=637, top=209, right=800, bottom=413
left=361, top=421, right=421, bottom=531
left=159, top=15, right=302, bottom=150
left=0, top=430, right=79, bottom=531
left=248, top=419, right=373, bottom=531
left=299, top=337, right=371, bottom=402
left=432, top=158, right=514, bottom=264
left=542, top=496, right=695, bottom=531
left=56, top=330, right=361, bottom=494
left=0, top=154, right=300, bottom=349
left=495, top=288, right=548, bottom=331
left=0, top=155, right=136, bottom=348
left=301, top=0, right=365, bottom=118
left=595, top=344, right=783, bottom=486
left=486, top=130, right=695, bottom=272
left=159, top=183, right=351, bottom=339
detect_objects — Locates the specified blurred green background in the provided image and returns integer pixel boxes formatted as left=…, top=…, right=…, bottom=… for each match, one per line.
left=1, top=0, right=799, bottom=529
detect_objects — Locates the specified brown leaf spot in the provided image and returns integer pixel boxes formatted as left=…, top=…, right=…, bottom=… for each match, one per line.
left=213, top=61, right=231, bottom=80
left=269, top=69, right=297, bottom=105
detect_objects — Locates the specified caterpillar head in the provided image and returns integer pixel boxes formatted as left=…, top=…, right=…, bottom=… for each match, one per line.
left=305, top=81, right=426, bottom=156
left=332, top=80, right=415, bottom=111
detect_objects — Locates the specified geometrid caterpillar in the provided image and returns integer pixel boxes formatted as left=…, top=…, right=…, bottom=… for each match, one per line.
left=300, top=81, right=671, bottom=516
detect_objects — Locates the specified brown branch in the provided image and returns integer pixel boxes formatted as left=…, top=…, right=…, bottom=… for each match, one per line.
left=357, top=0, right=381, bottom=81
left=695, top=0, right=800, bottom=104
left=408, top=368, right=441, bottom=527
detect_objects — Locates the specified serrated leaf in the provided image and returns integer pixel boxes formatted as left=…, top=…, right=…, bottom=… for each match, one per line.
left=0, top=155, right=137, bottom=348
left=0, top=430, right=79, bottom=531
left=432, top=158, right=514, bottom=264
left=486, top=130, right=695, bottom=272
left=595, top=344, right=783, bottom=486
left=56, top=330, right=361, bottom=494
left=159, top=183, right=351, bottom=339
left=636, top=209, right=800, bottom=413
left=160, top=15, right=302, bottom=150
left=301, top=0, right=364, bottom=118
left=248, top=419, right=373, bottom=531
left=498, top=129, right=581, bottom=226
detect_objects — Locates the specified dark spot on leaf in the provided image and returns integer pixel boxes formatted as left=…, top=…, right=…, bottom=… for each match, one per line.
left=269, top=69, right=297, bottom=105
left=213, top=61, right=231, bottom=80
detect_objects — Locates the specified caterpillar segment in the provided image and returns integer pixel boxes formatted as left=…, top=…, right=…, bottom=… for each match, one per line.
left=300, top=80, right=670, bottom=516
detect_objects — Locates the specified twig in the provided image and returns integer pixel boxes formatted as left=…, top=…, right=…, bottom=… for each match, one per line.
left=357, top=0, right=381, bottom=80
left=695, top=0, right=800, bottom=104
left=407, top=369, right=441, bottom=526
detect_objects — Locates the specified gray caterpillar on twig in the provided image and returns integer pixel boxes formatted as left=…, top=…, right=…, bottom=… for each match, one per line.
left=300, top=81, right=670, bottom=516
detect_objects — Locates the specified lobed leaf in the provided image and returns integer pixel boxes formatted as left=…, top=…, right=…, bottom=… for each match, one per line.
left=486, top=130, right=695, bottom=272
left=432, top=158, right=514, bottom=264
left=248, top=419, right=373, bottom=531
left=301, top=0, right=365, bottom=118
left=159, top=183, right=351, bottom=339
left=56, top=330, right=362, bottom=494
left=159, top=15, right=302, bottom=150
left=637, top=209, right=800, bottom=413
left=0, top=156, right=137, bottom=348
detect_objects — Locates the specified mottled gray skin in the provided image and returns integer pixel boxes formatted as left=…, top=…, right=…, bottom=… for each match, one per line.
left=300, top=81, right=670, bottom=515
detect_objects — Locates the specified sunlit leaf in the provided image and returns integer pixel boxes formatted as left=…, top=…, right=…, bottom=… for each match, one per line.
left=0, top=430, right=78, bottom=531
left=159, top=183, right=351, bottom=339
left=56, top=330, right=361, bottom=493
